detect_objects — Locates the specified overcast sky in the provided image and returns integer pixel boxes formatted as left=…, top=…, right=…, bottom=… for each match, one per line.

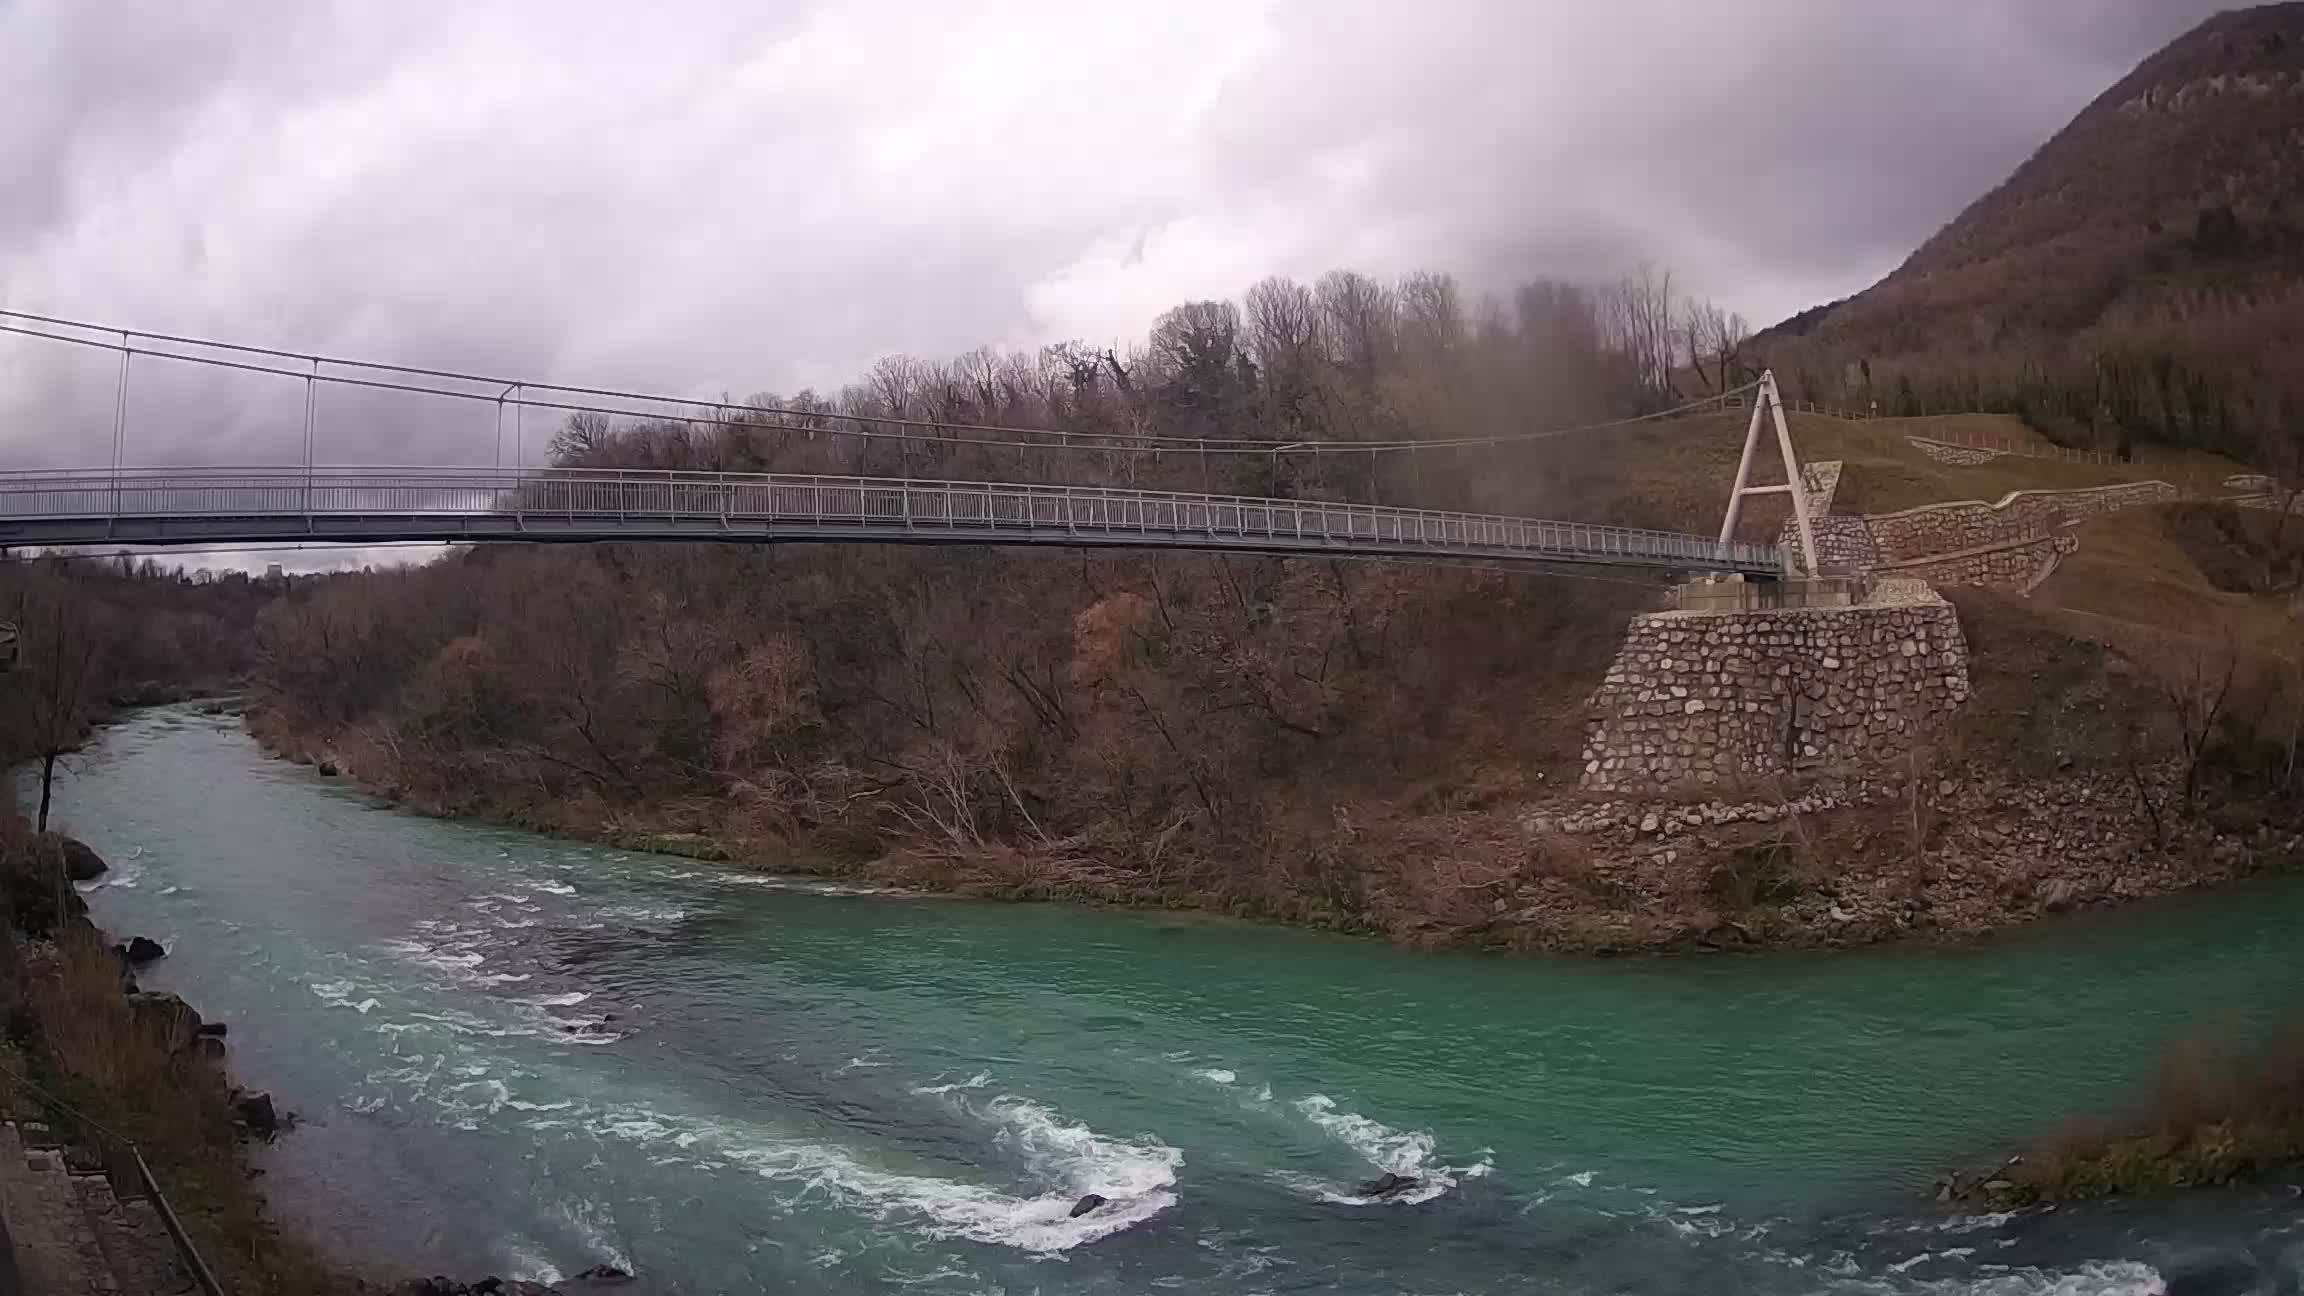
left=0, top=0, right=2231, bottom=562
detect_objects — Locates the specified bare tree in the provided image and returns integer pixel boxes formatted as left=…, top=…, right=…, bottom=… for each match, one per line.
left=2165, top=638, right=2241, bottom=816
left=1244, top=276, right=1323, bottom=429
left=1679, top=298, right=1753, bottom=394
left=1148, top=301, right=1246, bottom=401
left=1316, top=270, right=1398, bottom=397
left=1602, top=262, right=1680, bottom=406
left=547, top=410, right=618, bottom=464
left=1397, top=270, right=1467, bottom=361
left=4, top=574, right=106, bottom=833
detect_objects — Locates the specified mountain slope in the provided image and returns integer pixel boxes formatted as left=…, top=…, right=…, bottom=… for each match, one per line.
left=1757, top=4, right=2304, bottom=461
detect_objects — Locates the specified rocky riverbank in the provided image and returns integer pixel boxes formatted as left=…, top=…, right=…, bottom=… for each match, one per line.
left=4, top=828, right=639, bottom=1294
left=0, top=828, right=352, bottom=1292
left=395, top=1266, right=635, bottom=1295
left=252, top=702, right=2304, bottom=956
left=1488, top=760, right=2304, bottom=951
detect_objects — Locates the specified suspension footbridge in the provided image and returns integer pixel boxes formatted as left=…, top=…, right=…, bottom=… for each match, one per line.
left=0, top=310, right=1816, bottom=577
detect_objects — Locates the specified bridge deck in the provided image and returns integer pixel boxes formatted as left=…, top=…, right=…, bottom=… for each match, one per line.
left=0, top=467, right=1781, bottom=574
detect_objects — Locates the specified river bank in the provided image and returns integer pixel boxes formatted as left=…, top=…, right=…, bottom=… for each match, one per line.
left=2, top=780, right=642, bottom=1295
left=252, top=705, right=2304, bottom=956
left=0, top=823, right=352, bottom=1294
left=47, top=703, right=2304, bottom=1294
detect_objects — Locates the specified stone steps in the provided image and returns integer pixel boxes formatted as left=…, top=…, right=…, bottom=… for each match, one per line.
left=0, top=1119, right=191, bottom=1296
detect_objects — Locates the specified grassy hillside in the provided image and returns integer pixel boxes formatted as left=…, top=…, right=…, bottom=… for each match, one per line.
left=1556, top=411, right=2248, bottom=539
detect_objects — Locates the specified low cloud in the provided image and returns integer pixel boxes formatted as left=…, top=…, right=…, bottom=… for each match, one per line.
left=1, top=0, right=2226, bottom=476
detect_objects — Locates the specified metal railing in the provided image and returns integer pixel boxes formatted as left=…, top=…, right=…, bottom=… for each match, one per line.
left=0, top=1062, right=225, bottom=1296
left=0, top=466, right=1783, bottom=574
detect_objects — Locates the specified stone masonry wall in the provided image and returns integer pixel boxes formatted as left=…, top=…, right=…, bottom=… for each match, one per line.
left=1774, top=461, right=1879, bottom=572
left=1877, top=534, right=2077, bottom=594
left=1909, top=438, right=2007, bottom=466
left=1864, top=480, right=2179, bottom=561
left=1581, top=594, right=1970, bottom=793
left=1807, top=516, right=1881, bottom=571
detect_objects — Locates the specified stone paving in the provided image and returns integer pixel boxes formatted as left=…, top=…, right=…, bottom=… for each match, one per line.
left=0, top=1120, right=190, bottom=1296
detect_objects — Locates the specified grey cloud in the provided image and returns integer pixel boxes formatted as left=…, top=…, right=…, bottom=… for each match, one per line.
left=0, top=0, right=2240, bottom=483
left=1201, top=0, right=2231, bottom=317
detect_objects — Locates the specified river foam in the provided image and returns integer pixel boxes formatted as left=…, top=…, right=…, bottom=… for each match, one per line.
left=567, top=1086, right=1182, bottom=1254
left=1284, top=1093, right=1492, bottom=1206
left=1888, top=1259, right=2165, bottom=1296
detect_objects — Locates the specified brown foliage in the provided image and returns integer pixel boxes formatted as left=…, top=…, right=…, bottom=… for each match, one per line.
left=242, top=260, right=1727, bottom=933
left=249, top=538, right=1654, bottom=934
left=1, top=558, right=271, bottom=827
left=1996, top=1022, right=2304, bottom=1202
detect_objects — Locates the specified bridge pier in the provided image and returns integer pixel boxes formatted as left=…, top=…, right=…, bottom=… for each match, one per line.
left=1672, top=572, right=1867, bottom=613
left=1580, top=580, right=1970, bottom=793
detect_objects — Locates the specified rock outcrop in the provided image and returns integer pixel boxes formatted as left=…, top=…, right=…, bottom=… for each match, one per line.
left=232, top=1090, right=279, bottom=1139
left=53, top=836, right=107, bottom=882
left=1356, top=1172, right=1421, bottom=1199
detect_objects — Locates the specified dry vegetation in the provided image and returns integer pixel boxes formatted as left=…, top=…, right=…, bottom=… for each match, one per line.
left=251, top=542, right=1658, bottom=938
left=0, top=795, right=352, bottom=1292
left=1966, top=1024, right=2304, bottom=1204
left=1, top=557, right=270, bottom=828
left=0, top=564, right=334, bottom=1288
left=242, top=263, right=1801, bottom=940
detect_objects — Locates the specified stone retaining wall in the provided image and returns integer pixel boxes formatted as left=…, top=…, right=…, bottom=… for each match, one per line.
left=1774, top=461, right=1879, bottom=571
left=1864, top=481, right=2178, bottom=561
left=1581, top=595, right=1970, bottom=793
left=1876, top=534, right=2077, bottom=593
left=1909, top=438, right=2006, bottom=466
left=1808, top=516, right=1881, bottom=571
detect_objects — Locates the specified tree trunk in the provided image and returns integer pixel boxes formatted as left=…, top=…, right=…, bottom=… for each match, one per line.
left=38, top=751, right=55, bottom=834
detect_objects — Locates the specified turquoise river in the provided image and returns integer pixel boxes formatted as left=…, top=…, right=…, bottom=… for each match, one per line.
left=31, top=706, right=2304, bottom=1294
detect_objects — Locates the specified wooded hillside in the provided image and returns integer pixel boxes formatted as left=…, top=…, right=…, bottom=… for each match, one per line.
left=1757, top=4, right=2304, bottom=467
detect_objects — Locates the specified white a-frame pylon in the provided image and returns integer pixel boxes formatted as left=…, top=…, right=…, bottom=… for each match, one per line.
left=1716, top=370, right=1820, bottom=577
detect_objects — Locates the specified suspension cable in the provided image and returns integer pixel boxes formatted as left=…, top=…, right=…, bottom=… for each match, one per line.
left=0, top=310, right=1759, bottom=459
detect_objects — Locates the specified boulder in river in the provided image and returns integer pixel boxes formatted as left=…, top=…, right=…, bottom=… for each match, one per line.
left=233, top=1090, right=280, bottom=1138
left=1067, top=1194, right=1108, bottom=1219
left=317, top=760, right=340, bottom=777
left=54, top=836, right=107, bottom=882
left=2161, top=1249, right=2264, bottom=1296
left=121, top=936, right=167, bottom=965
left=1355, top=1171, right=1421, bottom=1199
left=568, top=1263, right=633, bottom=1284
